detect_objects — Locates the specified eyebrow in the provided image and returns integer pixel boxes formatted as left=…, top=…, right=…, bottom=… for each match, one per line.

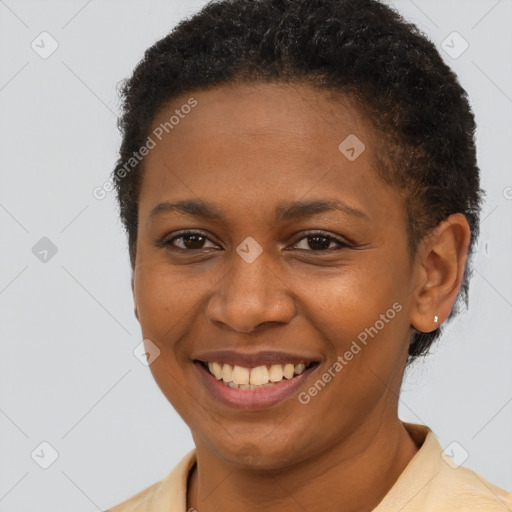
left=149, top=198, right=370, bottom=222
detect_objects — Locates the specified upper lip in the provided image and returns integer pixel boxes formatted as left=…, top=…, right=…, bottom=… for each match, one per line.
left=192, top=350, right=320, bottom=368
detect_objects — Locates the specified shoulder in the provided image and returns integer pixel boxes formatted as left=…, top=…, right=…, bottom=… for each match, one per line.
left=104, top=480, right=162, bottom=512
left=103, top=448, right=197, bottom=512
left=376, top=423, right=512, bottom=512
left=423, top=463, right=512, bottom=511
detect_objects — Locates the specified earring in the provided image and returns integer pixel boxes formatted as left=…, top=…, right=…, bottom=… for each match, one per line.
left=433, top=315, right=439, bottom=324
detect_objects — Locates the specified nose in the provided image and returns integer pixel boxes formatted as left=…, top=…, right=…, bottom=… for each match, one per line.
left=205, top=253, right=296, bottom=334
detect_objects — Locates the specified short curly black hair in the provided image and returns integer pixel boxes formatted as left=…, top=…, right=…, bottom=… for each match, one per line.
left=112, top=0, right=484, bottom=363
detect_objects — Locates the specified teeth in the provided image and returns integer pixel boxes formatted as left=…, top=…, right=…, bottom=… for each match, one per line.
left=269, top=364, right=284, bottom=382
left=250, top=365, right=269, bottom=385
left=222, top=363, right=233, bottom=382
left=294, top=363, right=306, bottom=375
left=283, top=363, right=295, bottom=379
left=232, top=365, right=250, bottom=385
left=210, top=362, right=223, bottom=380
left=204, top=361, right=311, bottom=386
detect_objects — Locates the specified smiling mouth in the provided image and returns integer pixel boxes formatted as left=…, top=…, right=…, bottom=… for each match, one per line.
left=195, top=360, right=319, bottom=390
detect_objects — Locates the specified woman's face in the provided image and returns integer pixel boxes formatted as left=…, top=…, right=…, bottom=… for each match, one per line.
left=133, top=82, right=419, bottom=468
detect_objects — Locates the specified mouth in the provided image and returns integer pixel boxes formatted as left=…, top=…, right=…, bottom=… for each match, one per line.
left=195, top=360, right=318, bottom=390
left=193, top=358, right=320, bottom=410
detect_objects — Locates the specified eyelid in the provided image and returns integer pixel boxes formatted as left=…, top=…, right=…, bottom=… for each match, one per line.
left=288, top=230, right=351, bottom=250
left=163, top=229, right=221, bottom=249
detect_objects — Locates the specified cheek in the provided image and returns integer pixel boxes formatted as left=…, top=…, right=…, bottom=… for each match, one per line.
left=133, top=260, right=217, bottom=346
left=134, top=264, right=186, bottom=338
left=305, top=265, right=407, bottom=371
left=307, top=265, right=396, bottom=328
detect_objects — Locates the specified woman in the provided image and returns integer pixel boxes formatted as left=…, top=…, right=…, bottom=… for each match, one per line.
left=106, top=0, right=512, bottom=510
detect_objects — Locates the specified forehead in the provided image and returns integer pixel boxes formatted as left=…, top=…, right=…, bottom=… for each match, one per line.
left=138, top=82, right=402, bottom=228
left=148, top=82, right=372, bottom=157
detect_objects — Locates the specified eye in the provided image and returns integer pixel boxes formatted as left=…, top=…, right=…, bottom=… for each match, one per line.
left=160, top=230, right=350, bottom=252
left=163, top=230, right=219, bottom=251
left=290, top=231, right=351, bottom=252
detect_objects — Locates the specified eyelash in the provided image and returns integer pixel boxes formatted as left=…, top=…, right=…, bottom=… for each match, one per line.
left=161, top=230, right=351, bottom=252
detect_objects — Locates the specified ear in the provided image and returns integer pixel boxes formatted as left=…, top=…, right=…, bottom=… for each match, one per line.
left=410, top=213, right=471, bottom=333
left=131, top=273, right=139, bottom=322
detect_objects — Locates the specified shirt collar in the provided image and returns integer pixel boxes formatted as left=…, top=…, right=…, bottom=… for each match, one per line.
left=148, top=421, right=438, bottom=511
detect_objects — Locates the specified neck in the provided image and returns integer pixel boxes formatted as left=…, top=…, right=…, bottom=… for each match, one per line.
left=187, top=417, right=419, bottom=512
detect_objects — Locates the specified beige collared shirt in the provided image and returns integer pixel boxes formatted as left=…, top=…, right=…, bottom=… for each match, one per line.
left=106, top=422, right=512, bottom=511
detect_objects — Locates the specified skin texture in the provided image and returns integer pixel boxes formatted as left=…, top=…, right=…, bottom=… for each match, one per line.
left=132, top=82, right=471, bottom=512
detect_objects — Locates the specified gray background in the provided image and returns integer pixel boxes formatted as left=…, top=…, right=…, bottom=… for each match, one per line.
left=0, top=0, right=511, bottom=510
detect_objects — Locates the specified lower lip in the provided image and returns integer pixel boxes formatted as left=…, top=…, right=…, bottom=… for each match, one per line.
left=195, top=362, right=319, bottom=410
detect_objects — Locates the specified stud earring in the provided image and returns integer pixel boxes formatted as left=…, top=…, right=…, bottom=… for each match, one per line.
left=433, top=315, right=439, bottom=324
